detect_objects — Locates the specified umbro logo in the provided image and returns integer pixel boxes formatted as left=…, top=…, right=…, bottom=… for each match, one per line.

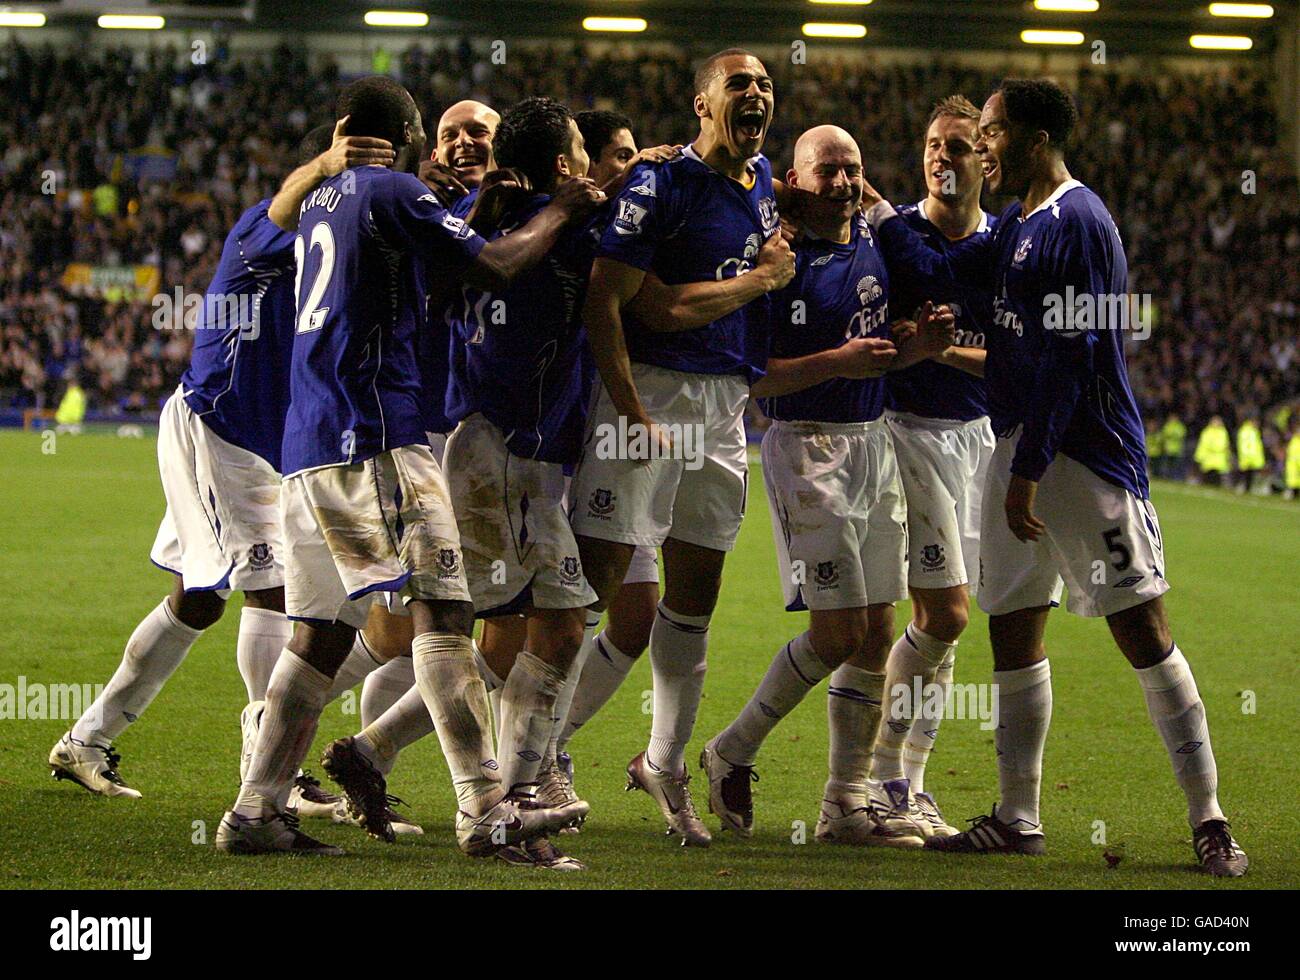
left=518, top=750, right=541, bottom=762
left=1114, top=574, right=1144, bottom=588
left=1176, top=740, right=1203, bottom=755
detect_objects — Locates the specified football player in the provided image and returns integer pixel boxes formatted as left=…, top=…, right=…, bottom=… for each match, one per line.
left=215, top=77, right=602, bottom=856
left=862, top=78, right=1247, bottom=876
left=570, top=49, right=790, bottom=846
left=50, top=123, right=392, bottom=815
left=695, top=126, right=953, bottom=844
left=872, top=95, right=999, bottom=838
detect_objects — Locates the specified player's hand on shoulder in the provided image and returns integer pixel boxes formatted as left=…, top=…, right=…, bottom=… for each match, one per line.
left=1004, top=474, right=1046, bottom=542
left=837, top=337, right=897, bottom=378
left=551, top=176, right=606, bottom=220
left=418, top=159, right=470, bottom=207
left=631, top=144, right=681, bottom=167
left=756, top=232, right=796, bottom=291
left=322, top=116, right=395, bottom=176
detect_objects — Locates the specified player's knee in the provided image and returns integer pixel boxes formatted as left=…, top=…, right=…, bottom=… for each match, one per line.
left=242, top=587, right=285, bottom=613
left=918, top=597, right=969, bottom=642
left=811, top=617, right=870, bottom=668
left=169, top=588, right=225, bottom=631
left=421, top=599, right=476, bottom=638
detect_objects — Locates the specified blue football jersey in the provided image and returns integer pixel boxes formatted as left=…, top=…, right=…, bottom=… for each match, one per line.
left=759, top=215, right=891, bottom=424
left=280, top=167, right=486, bottom=476
left=884, top=200, right=995, bottom=422
left=446, top=193, right=607, bottom=463
left=414, top=188, right=480, bottom=436
left=876, top=180, right=1148, bottom=497
left=181, top=199, right=296, bottom=472
left=597, top=146, right=780, bottom=383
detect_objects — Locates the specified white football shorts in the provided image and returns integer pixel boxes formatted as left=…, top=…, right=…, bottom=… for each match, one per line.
left=444, top=413, right=598, bottom=617
left=281, top=443, right=471, bottom=629
left=762, top=417, right=908, bottom=612
left=150, top=387, right=283, bottom=595
left=977, top=432, right=1170, bottom=618
left=886, top=410, right=995, bottom=594
left=570, top=363, right=749, bottom=553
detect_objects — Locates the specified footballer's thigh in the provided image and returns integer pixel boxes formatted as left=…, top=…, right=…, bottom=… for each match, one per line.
left=152, top=388, right=284, bottom=598
left=976, top=437, right=1065, bottom=622
left=886, top=410, right=971, bottom=592
left=445, top=413, right=597, bottom=619
left=1034, top=450, right=1170, bottom=622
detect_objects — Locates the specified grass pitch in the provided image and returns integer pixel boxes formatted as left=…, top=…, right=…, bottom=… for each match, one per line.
left=1, top=429, right=1296, bottom=889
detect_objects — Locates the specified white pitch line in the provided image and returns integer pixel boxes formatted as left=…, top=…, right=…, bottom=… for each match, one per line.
left=1152, top=480, right=1300, bottom=516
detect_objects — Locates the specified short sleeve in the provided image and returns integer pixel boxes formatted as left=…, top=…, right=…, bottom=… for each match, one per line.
left=371, top=171, right=486, bottom=273
left=595, top=162, right=671, bottom=271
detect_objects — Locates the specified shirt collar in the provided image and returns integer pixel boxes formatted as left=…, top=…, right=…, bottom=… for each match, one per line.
left=918, top=198, right=990, bottom=235
left=1019, top=178, right=1083, bottom=221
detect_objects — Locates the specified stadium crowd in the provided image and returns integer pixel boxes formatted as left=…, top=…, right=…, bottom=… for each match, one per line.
left=1, top=38, right=1296, bottom=487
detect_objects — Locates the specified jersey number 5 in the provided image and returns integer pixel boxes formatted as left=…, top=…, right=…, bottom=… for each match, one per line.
left=1102, top=527, right=1132, bottom=571
left=294, top=222, right=336, bottom=333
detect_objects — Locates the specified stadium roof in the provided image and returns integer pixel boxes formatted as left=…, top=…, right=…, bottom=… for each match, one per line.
left=8, top=1, right=1294, bottom=57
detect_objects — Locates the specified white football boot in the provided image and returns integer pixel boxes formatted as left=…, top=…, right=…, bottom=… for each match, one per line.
left=535, top=758, right=588, bottom=834
left=625, top=751, right=712, bottom=847
left=913, top=791, right=959, bottom=838
left=454, top=794, right=577, bottom=857
left=49, top=731, right=142, bottom=798
left=867, top=777, right=931, bottom=839
left=815, top=786, right=925, bottom=848
left=287, top=770, right=342, bottom=820
left=215, top=809, right=344, bottom=856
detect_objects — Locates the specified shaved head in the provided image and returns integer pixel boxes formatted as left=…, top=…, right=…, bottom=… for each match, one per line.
left=792, top=125, right=860, bottom=176
left=435, top=100, right=500, bottom=187
left=787, top=125, right=864, bottom=239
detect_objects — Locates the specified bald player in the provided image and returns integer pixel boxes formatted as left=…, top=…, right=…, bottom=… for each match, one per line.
left=696, top=126, right=955, bottom=845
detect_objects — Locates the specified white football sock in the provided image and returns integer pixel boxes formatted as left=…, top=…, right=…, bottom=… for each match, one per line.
left=73, top=597, right=203, bottom=744
left=412, top=631, right=501, bottom=816
left=826, top=663, right=885, bottom=796
left=324, top=633, right=383, bottom=703
left=235, top=606, right=290, bottom=703
left=874, top=626, right=956, bottom=782
left=545, top=612, right=599, bottom=763
left=717, top=632, right=830, bottom=766
left=558, top=626, right=637, bottom=754
left=905, top=649, right=955, bottom=794
left=645, top=603, right=710, bottom=775
left=1135, top=645, right=1224, bottom=827
left=994, top=659, right=1052, bottom=828
left=360, top=654, right=415, bottom=727
left=497, top=651, right=567, bottom=795
left=234, top=650, right=331, bottom=816
left=356, top=682, right=435, bottom=777
left=473, top=640, right=506, bottom=738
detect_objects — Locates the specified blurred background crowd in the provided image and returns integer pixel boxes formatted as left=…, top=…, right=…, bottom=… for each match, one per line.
left=1, top=39, right=1296, bottom=491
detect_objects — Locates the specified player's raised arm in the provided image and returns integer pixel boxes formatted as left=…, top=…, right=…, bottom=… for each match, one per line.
left=860, top=175, right=995, bottom=295
left=268, top=116, right=394, bottom=230
left=583, top=257, right=653, bottom=425
left=627, top=232, right=794, bottom=332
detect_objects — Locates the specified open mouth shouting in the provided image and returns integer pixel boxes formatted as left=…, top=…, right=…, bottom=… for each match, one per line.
left=734, top=103, right=767, bottom=144
left=452, top=150, right=487, bottom=174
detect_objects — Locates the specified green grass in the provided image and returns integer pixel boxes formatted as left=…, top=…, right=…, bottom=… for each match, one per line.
left=1, top=429, right=1296, bottom=889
